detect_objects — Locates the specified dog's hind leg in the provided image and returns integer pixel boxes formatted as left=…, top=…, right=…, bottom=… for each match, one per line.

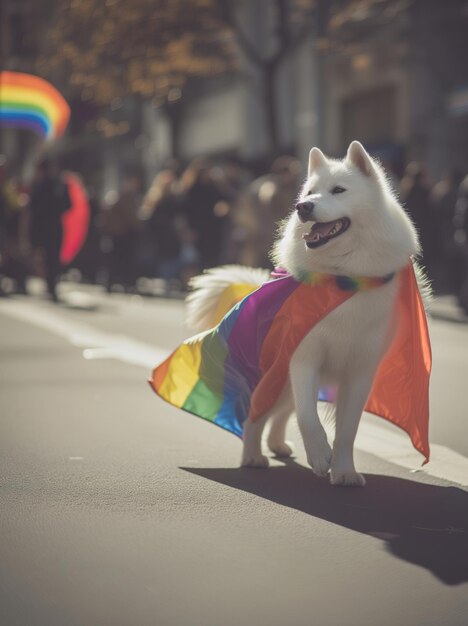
left=241, top=384, right=293, bottom=467
left=267, top=383, right=295, bottom=457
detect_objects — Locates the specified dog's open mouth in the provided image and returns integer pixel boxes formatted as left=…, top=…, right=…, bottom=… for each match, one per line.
left=302, top=217, right=350, bottom=249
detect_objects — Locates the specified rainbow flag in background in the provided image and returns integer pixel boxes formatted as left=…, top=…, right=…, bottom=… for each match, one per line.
left=0, top=71, right=70, bottom=141
left=150, top=263, right=432, bottom=463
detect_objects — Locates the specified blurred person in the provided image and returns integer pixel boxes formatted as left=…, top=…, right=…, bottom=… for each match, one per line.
left=230, top=155, right=301, bottom=267
left=400, top=162, right=434, bottom=273
left=29, top=159, right=72, bottom=301
left=140, top=166, right=186, bottom=289
left=380, top=158, right=401, bottom=195
left=431, top=169, right=464, bottom=292
left=180, top=159, right=232, bottom=270
left=0, top=158, right=29, bottom=294
left=139, top=159, right=181, bottom=222
left=453, top=174, right=468, bottom=314
left=71, top=185, right=102, bottom=284
left=177, top=219, right=200, bottom=288
left=0, top=156, right=11, bottom=296
left=139, top=160, right=180, bottom=278
left=217, top=159, right=252, bottom=265
left=100, top=174, right=141, bottom=292
left=220, top=159, right=249, bottom=197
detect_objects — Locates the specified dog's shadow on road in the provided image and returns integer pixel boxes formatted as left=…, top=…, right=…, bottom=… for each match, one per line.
left=181, top=460, right=468, bottom=586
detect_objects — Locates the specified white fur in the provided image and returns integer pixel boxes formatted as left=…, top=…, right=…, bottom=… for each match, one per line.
left=186, top=141, right=424, bottom=487
left=186, top=265, right=270, bottom=332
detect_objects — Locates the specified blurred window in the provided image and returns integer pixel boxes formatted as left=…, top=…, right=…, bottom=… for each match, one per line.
left=342, top=86, right=397, bottom=148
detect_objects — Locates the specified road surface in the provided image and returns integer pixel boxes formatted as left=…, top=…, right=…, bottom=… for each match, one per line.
left=1, top=283, right=467, bottom=626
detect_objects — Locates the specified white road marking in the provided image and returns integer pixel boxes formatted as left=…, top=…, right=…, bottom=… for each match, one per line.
left=1, top=298, right=467, bottom=487
left=0, top=298, right=167, bottom=368
left=353, top=417, right=468, bottom=487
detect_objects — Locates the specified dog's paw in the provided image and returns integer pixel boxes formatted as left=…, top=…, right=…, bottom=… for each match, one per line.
left=241, top=454, right=270, bottom=469
left=268, top=440, right=294, bottom=458
left=330, top=469, right=366, bottom=487
left=306, top=439, right=332, bottom=477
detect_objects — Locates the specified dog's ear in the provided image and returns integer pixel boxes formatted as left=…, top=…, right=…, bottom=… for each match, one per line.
left=308, top=147, right=327, bottom=174
left=346, top=141, right=375, bottom=177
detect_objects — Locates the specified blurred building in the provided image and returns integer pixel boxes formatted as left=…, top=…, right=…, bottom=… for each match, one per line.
left=147, top=0, right=468, bottom=179
left=0, top=0, right=48, bottom=174
left=2, top=0, right=468, bottom=189
left=324, top=0, right=468, bottom=177
left=141, top=1, right=314, bottom=174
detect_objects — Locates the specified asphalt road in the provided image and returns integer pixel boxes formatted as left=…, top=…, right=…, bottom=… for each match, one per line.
left=1, top=284, right=467, bottom=626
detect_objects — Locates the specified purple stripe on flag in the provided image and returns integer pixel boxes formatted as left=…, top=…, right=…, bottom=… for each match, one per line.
left=226, top=277, right=298, bottom=383
left=212, top=276, right=299, bottom=432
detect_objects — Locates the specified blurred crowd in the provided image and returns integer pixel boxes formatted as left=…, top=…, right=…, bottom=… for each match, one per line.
left=2, top=153, right=468, bottom=311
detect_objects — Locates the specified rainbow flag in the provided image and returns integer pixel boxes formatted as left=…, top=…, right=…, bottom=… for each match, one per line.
left=0, top=71, right=70, bottom=140
left=150, top=263, right=431, bottom=462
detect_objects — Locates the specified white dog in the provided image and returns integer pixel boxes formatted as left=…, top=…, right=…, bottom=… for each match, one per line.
left=186, top=141, right=422, bottom=487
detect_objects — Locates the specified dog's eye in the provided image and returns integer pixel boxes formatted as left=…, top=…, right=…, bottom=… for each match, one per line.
left=331, top=185, right=346, bottom=194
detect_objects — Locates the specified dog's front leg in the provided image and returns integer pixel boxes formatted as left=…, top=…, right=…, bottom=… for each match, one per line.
left=290, top=360, right=332, bottom=477
left=241, top=413, right=270, bottom=468
left=331, top=370, right=375, bottom=487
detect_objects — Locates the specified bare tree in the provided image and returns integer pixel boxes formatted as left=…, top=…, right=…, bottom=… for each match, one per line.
left=36, top=0, right=412, bottom=155
left=217, top=0, right=316, bottom=153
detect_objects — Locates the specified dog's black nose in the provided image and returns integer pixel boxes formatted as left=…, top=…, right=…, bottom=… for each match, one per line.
left=296, top=200, right=315, bottom=222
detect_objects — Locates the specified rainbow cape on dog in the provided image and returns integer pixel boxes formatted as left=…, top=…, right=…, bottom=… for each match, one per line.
left=150, top=262, right=431, bottom=463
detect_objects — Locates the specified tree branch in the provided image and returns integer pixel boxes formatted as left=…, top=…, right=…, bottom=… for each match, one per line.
left=218, top=0, right=263, bottom=67
left=270, top=4, right=314, bottom=69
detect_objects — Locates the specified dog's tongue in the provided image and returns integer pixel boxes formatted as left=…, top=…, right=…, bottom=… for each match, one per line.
left=312, top=221, right=338, bottom=236
left=303, top=220, right=338, bottom=242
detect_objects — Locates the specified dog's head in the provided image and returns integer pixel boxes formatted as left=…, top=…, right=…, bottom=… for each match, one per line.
left=273, top=141, right=419, bottom=276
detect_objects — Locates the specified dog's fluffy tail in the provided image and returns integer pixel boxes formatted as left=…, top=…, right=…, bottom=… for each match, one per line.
left=186, top=265, right=270, bottom=332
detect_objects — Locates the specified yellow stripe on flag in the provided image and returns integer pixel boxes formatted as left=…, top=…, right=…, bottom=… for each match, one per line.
left=2, top=85, right=63, bottom=124
left=157, top=341, right=203, bottom=408
left=212, top=283, right=258, bottom=327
